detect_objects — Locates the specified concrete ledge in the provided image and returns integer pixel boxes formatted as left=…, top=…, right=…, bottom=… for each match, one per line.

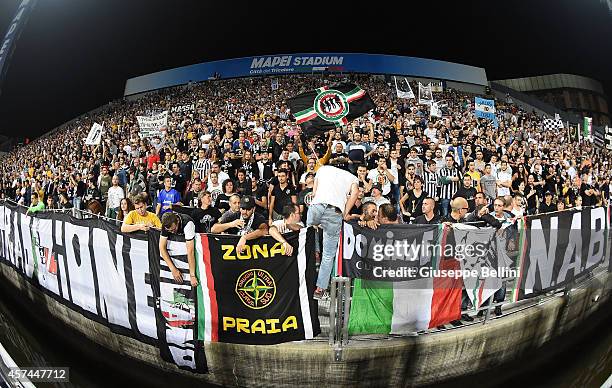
left=0, top=262, right=609, bottom=387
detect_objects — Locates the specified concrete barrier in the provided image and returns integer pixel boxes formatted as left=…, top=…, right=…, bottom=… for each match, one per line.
left=0, top=262, right=609, bottom=387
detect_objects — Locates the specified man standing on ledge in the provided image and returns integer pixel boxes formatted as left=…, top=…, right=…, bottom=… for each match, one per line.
left=308, top=165, right=359, bottom=300
left=160, top=212, right=198, bottom=287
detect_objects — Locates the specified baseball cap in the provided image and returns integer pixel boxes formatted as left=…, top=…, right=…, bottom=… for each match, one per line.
left=371, top=183, right=383, bottom=192
left=240, top=196, right=255, bottom=209
left=545, top=191, right=553, bottom=196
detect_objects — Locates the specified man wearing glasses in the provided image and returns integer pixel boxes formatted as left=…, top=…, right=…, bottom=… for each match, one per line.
left=442, top=197, right=469, bottom=224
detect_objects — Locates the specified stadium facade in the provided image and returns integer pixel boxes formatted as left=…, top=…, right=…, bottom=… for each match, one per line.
left=124, top=53, right=489, bottom=96
left=494, top=74, right=611, bottom=126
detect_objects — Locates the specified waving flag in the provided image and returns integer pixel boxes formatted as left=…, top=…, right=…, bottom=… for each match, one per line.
left=394, top=76, right=415, bottom=99
left=418, top=82, right=433, bottom=105
left=287, top=83, right=375, bottom=136
left=475, top=97, right=498, bottom=128
left=430, top=101, right=442, bottom=118
left=543, top=113, right=564, bottom=132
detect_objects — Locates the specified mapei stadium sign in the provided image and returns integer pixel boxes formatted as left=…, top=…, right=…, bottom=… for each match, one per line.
left=250, top=55, right=344, bottom=73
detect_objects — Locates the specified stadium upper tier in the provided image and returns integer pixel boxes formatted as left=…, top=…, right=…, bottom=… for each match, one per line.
left=0, top=72, right=609, bottom=203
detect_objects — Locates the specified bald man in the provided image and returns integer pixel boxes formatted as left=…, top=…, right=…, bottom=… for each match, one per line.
left=442, top=197, right=469, bottom=223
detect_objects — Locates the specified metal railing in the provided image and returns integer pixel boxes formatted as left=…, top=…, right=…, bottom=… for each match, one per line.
left=1, top=200, right=610, bottom=357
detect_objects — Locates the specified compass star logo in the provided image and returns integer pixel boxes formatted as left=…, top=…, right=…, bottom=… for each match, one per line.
left=235, top=269, right=276, bottom=309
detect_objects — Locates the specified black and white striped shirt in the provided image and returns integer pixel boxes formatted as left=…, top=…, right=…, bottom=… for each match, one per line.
left=193, top=158, right=212, bottom=180
left=438, top=166, right=462, bottom=200
left=423, top=170, right=439, bottom=199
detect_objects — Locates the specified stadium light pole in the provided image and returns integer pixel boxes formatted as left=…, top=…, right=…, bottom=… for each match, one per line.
left=0, top=0, right=37, bottom=97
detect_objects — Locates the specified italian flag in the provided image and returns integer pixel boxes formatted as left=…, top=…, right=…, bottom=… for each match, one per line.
left=348, top=225, right=463, bottom=334
left=511, top=217, right=529, bottom=303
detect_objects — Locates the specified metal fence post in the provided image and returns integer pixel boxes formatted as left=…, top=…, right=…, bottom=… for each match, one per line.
left=338, top=277, right=351, bottom=346
left=328, top=277, right=351, bottom=358
left=328, top=278, right=337, bottom=346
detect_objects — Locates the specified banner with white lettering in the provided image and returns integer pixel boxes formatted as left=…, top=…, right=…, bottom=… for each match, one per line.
left=0, top=202, right=206, bottom=373
left=85, top=122, right=103, bottom=145
left=170, top=103, right=195, bottom=114
left=512, top=206, right=609, bottom=301
left=196, top=229, right=320, bottom=344
left=137, top=111, right=168, bottom=138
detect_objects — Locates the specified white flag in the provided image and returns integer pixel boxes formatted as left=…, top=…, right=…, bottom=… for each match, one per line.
left=418, top=82, right=433, bottom=105
left=394, top=76, right=414, bottom=99
left=430, top=101, right=442, bottom=118
left=554, top=113, right=564, bottom=129
left=137, top=111, right=168, bottom=138
left=85, top=122, right=103, bottom=145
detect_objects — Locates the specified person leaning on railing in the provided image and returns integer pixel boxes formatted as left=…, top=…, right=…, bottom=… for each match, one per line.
left=160, top=212, right=198, bottom=287
left=268, top=204, right=304, bottom=256
left=120, top=193, right=161, bottom=233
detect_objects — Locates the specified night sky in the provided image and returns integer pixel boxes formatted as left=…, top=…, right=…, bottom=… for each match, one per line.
left=0, top=0, right=611, bottom=140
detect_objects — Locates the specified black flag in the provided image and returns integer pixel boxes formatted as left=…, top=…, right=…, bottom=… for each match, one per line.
left=287, top=83, right=375, bottom=136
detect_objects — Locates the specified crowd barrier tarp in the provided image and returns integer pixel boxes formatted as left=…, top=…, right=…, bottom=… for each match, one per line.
left=0, top=202, right=206, bottom=372
left=343, top=207, right=609, bottom=334
left=513, top=206, right=610, bottom=301
left=0, top=202, right=320, bottom=372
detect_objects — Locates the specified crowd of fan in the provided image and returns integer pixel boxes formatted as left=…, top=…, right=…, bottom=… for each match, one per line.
left=1, top=73, right=611, bottom=236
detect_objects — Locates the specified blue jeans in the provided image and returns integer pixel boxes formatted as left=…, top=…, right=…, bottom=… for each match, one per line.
left=440, top=198, right=451, bottom=217
left=307, top=203, right=343, bottom=290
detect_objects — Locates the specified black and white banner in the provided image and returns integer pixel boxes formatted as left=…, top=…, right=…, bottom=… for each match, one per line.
left=418, top=82, right=433, bottom=105
left=137, top=111, right=168, bottom=138
left=0, top=203, right=207, bottom=373
left=512, top=206, right=610, bottom=301
left=84, top=122, right=103, bottom=145
left=170, top=103, right=195, bottom=114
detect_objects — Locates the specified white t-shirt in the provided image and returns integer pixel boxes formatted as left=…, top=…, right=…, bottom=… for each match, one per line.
left=107, top=186, right=125, bottom=209
left=496, top=168, right=512, bottom=196
left=311, top=166, right=359, bottom=211
left=424, top=127, right=437, bottom=142
left=367, top=168, right=396, bottom=196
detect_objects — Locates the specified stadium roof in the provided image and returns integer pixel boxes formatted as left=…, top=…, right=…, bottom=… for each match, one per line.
left=124, top=53, right=488, bottom=96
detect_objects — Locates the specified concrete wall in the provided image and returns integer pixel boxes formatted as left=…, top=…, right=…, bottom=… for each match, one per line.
left=0, top=262, right=609, bottom=387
